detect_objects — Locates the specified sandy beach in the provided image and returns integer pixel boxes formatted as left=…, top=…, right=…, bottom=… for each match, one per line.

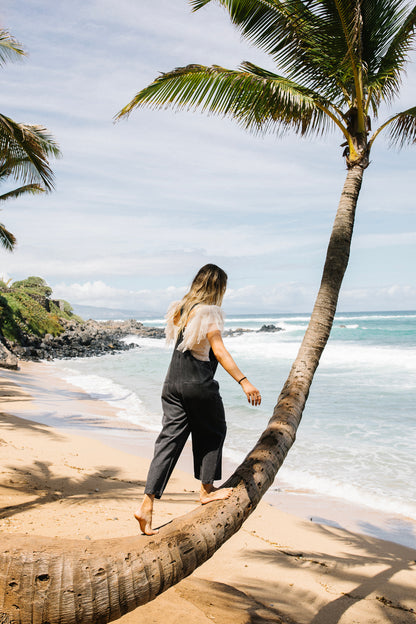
left=1, top=361, right=415, bottom=624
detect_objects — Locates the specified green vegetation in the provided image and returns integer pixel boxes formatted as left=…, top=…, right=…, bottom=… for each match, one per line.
left=0, top=276, right=82, bottom=343
left=11, top=276, right=53, bottom=298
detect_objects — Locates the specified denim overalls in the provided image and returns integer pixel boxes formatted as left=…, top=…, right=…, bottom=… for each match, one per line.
left=145, top=314, right=226, bottom=499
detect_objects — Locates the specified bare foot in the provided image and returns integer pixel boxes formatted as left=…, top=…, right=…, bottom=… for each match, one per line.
left=200, top=486, right=233, bottom=505
left=134, top=495, right=158, bottom=535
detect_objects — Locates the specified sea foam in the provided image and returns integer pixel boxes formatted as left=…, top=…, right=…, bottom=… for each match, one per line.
left=57, top=367, right=162, bottom=432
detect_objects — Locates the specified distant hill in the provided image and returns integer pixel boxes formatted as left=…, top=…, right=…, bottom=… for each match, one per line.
left=72, top=304, right=160, bottom=321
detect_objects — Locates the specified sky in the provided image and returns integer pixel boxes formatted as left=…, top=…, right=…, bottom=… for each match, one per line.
left=1, top=0, right=415, bottom=315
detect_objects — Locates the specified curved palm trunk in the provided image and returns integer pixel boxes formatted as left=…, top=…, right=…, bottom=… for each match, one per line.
left=0, top=165, right=364, bottom=624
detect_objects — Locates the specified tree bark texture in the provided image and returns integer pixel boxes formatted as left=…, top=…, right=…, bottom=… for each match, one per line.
left=0, top=165, right=364, bottom=624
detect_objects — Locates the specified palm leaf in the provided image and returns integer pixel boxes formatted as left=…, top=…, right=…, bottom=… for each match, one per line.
left=0, top=155, right=41, bottom=182
left=116, top=63, right=336, bottom=137
left=317, top=0, right=361, bottom=68
left=0, top=222, right=16, bottom=251
left=366, top=3, right=416, bottom=106
left=387, top=106, right=416, bottom=148
left=191, top=0, right=361, bottom=104
left=240, top=61, right=340, bottom=134
left=191, top=1, right=416, bottom=113
left=0, top=29, right=25, bottom=66
left=0, top=183, right=45, bottom=202
left=0, top=114, right=61, bottom=190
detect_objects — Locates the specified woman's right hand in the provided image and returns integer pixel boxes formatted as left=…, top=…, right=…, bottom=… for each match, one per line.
left=240, top=379, right=261, bottom=406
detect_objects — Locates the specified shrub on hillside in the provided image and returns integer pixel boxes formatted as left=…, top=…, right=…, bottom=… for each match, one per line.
left=12, top=276, right=53, bottom=298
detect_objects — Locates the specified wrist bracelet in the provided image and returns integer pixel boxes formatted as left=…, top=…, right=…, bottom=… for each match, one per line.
left=238, top=376, right=247, bottom=384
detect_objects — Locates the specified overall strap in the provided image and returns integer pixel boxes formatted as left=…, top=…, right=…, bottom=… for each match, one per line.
left=180, top=302, right=200, bottom=325
left=175, top=303, right=200, bottom=345
left=188, top=302, right=200, bottom=316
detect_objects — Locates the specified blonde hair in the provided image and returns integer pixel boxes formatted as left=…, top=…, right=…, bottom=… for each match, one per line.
left=175, top=264, right=227, bottom=333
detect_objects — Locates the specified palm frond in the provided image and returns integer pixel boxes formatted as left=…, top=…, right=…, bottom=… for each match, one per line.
left=319, top=0, right=361, bottom=63
left=191, top=0, right=213, bottom=8
left=0, top=115, right=61, bottom=191
left=387, top=106, right=416, bottom=148
left=0, top=184, right=45, bottom=202
left=366, top=4, right=416, bottom=106
left=191, top=0, right=416, bottom=112
left=116, top=63, right=337, bottom=137
left=190, top=0, right=361, bottom=104
left=241, top=61, right=344, bottom=133
left=0, top=155, right=40, bottom=183
left=0, top=222, right=16, bottom=251
left=0, top=29, right=25, bottom=66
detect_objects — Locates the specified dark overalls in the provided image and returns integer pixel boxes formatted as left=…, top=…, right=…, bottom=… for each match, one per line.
left=145, top=321, right=226, bottom=499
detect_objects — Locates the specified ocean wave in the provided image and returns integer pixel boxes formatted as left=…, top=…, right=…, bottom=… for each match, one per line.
left=221, top=444, right=416, bottom=520
left=320, top=342, right=416, bottom=371
left=143, top=311, right=416, bottom=327
left=57, top=368, right=162, bottom=432
left=223, top=332, right=416, bottom=372
left=276, top=466, right=416, bottom=520
left=138, top=318, right=166, bottom=326
left=122, top=335, right=169, bottom=350
left=225, top=315, right=310, bottom=324
left=335, top=313, right=416, bottom=321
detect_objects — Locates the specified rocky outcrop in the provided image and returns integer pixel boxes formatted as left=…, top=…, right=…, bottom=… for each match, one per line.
left=0, top=341, right=19, bottom=369
left=2, top=312, right=283, bottom=365
left=223, top=324, right=283, bottom=337
left=0, top=277, right=169, bottom=364
left=5, top=319, right=165, bottom=362
left=258, top=324, right=283, bottom=332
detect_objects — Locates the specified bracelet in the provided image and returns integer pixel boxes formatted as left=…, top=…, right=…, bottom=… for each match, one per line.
left=238, top=376, right=247, bottom=384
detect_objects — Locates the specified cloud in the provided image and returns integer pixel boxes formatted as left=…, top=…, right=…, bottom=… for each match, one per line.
left=53, top=279, right=317, bottom=314
left=354, top=232, right=416, bottom=249
left=2, top=200, right=329, bottom=283
left=53, top=278, right=416, bottom=316
left=339, top=284, right=416, bottom=311
left=53, top=280, right=416, bottom=316
left=52, top=280, right=186, bottom=314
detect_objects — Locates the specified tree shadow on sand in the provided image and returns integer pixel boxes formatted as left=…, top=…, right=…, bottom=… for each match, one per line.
left=0, top=459, right=145, bottom=520
left=234, top=524, right=416, bottom=623
left=0, top=411, right=64, bottom=441
left=175, top=576, right=294, bottom=624
left=0, top=457, right=199, bottom=525
left=0, top=386, right=30, bottom=401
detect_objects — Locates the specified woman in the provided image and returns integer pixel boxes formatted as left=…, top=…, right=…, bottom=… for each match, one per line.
left=135, top=264, right=261, bottom=535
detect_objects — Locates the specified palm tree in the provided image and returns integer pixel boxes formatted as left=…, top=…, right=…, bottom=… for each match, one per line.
left=0, top=30, right=60, bottom=251
left=1, top=2, right=415, bottom=622
left=0, top=156, right=46, bottom=250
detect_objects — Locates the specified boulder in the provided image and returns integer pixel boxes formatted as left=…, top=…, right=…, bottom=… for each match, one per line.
left=258, top=324, right=283, bottom=333
left=0, top=341, right=19, bottom=370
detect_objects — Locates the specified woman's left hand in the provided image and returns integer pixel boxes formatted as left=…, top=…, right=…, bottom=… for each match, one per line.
left=240, top=379, right=262, bottom=406
left=207, top=331, right=262, bottom=406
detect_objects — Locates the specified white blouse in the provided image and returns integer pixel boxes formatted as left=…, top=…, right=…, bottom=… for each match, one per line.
left=165, top=301, right=225, bottom=361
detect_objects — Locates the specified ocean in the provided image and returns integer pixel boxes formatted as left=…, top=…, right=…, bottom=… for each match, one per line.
left=52, top=310, right=416, bottom=524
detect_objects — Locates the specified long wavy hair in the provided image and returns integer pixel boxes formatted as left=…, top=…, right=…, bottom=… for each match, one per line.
left=175, top=264, right=227, bottom=332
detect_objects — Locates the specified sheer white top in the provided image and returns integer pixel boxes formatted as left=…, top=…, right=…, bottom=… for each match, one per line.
left=166, top=301, right=225, bottom=362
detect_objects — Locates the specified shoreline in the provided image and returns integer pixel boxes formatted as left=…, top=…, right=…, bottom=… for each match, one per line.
left=1, top=360, right=416, bottom=623
left=2, top=360, right=416, bottom=550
